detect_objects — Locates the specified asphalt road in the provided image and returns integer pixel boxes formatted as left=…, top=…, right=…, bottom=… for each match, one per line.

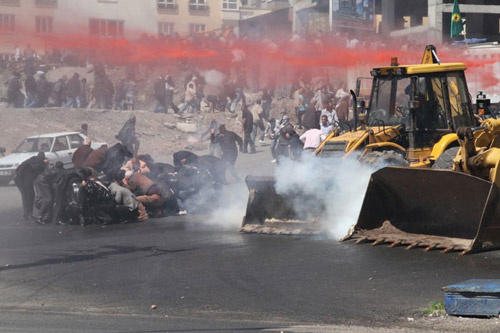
left=1, top=150, right=500, bottom=332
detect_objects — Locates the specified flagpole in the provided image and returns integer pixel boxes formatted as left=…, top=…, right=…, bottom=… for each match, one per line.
left=464, top=18, right=467, bottom=46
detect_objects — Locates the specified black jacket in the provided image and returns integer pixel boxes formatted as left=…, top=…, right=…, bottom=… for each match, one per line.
left=15, top=155, right=46, bottom=183
left=67, top=76, right=81, bottom=98
left=25, top=75, right=37, bottom=94
left=211, top=130, right=242, bottom=153
left=173, top=151, right=199, bottom=169
left=36, top=166, right=64, bottom=188
left=102, top=143, right=133, bottom=177
left=242, top=109, right=253, bottom=133
left=154, top=78, right=166, bottom=99
left=116, top=117, right=136, bottom=145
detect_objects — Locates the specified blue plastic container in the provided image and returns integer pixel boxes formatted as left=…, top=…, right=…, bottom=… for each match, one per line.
left=443, top=279, right=500, bottom=317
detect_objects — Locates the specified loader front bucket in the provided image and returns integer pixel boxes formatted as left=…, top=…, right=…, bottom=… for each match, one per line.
left=344, top=167, right=500, bottom=254
left=241, top=176, right=322, bottom=235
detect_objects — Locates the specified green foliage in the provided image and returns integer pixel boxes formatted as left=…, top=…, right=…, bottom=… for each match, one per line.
left=422, top=301, right=445, bottom=316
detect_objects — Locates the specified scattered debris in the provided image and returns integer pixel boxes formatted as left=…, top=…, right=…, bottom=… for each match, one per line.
left=163, top=122, right=176, bottom=129
left=176, top=122, right=197, bottom=133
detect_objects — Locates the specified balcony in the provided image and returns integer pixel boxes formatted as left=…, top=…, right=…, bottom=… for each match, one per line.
left=0, top=0, right=20, bottom=6
left=158, top=3, right=178, bottom=14
left=35, top=0, right=58, bottom=8
left=189, top=4, right=210, bottom=16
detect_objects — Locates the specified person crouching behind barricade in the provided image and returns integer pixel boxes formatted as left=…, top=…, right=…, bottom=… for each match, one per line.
left=110, top=170, right=148, bottom=222
left=122, top=170, right=171, bottom=218
left=121, top=156, right=150, bottom=175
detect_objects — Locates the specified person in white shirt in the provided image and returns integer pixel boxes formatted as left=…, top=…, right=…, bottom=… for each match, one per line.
left=320, top=115, right=334, bottom=141
left=300, top=128, right=323, bottom=150
left=319, top=103, right=339, bottom=127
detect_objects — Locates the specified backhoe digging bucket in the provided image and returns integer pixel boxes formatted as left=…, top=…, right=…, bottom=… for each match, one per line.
left=344, top=167, right=500, bottom=254
left=241, top=176, right=322, bottom=235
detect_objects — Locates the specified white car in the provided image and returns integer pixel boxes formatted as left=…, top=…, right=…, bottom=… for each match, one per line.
left=0, top=132, right=106, bottom=185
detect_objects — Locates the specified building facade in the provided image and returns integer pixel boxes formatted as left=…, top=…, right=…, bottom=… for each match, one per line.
left=157, top=0, right=224, bottom=36
left=0, top=0, right=226, bottom=44
left=291, top=0, right=377, bottom=37
left=0, top=0, right=291, bottom=44
left=0, top=0, right=158, bottom=39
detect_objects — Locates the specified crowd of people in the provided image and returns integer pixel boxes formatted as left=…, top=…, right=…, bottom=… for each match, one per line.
left=2, top=23, right=424, bottom=114
left=12, top=80, right=350, bottom=226
left=5, top=29, right=376, bottom=225
left=14, top=116, right=231, bottom=226
left=5, top=59, right=138, bottom=110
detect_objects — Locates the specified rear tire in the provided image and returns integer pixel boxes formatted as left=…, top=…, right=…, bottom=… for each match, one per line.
left=359, top=150, right=409, bottom=168
left=431, top=146, right=459, bottom=170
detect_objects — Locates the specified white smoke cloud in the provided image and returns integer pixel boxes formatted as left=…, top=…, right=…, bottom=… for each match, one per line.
left=205, top=183, right=248, bottom=230
left=179, top=180, right=247, bottom=231
left=201, top=69, right=226, bottom=87
left=274, top=153, right=376, bottom=240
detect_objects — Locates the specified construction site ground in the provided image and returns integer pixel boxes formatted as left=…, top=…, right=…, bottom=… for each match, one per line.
left=0, top=107, right=244, bottom=160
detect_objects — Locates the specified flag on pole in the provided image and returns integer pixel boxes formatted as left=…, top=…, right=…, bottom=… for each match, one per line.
left=450, top=0, right=464, bottom=39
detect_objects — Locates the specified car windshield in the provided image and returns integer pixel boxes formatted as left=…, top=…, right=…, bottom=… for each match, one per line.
left=14, top=137, right=53, bottom=153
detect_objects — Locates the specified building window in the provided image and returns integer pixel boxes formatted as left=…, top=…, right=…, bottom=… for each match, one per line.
left=189, top=23, right=205, bottom=33
left=89, top=19, right=124, bottom=38
left=189, top=0, right=208, bottom=12
left=158, top=0, right=177, bottom=10
left=222, top=0, right=238, bottom=10
left=158, top=22, right=174, bottom=36
left=36, top=16, right=53, bottom=33
left=0, top=0, right=20, bottom=6
left=35, top=0, right=57, bottom=8
left=0, top=14, right=15, bottom=32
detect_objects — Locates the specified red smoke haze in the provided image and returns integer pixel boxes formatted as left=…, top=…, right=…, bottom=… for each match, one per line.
left=1, top=29, right=498, bottom=88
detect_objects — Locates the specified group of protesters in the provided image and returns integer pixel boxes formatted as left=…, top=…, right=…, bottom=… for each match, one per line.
left=5, top=64, right=138, bottom=111
left=14, top=115, right=234, bottom=226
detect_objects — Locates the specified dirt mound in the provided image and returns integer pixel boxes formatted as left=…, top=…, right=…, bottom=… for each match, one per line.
left=0, top=107, right=244, bottom=161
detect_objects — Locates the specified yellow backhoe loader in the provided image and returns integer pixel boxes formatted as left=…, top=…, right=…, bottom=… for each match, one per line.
left=344, top=118, right=500, bottom=254
left=242, top=45, right=480, bottom=235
